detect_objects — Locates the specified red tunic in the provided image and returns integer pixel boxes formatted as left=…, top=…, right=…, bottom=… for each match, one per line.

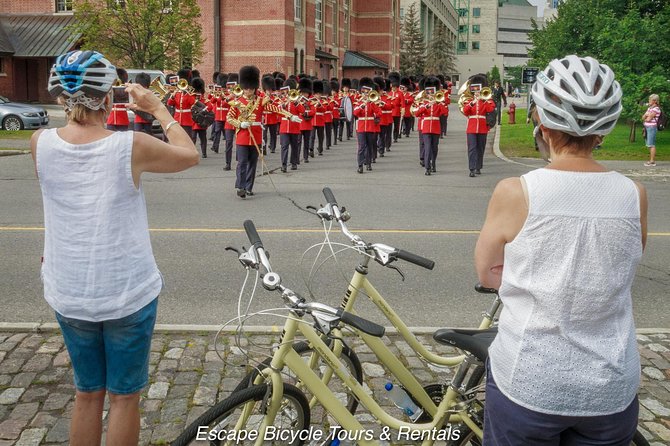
left=331, top=96, right=341, bottom=120
left=312, top=97, right=326, bottom=127
left=279, top=102, right=305, bottom=134
left=353, top=101, right=382, bottom=133
left=299, top=100, right=316, bottom=131
left=167, top=91, right=195, bottom=127
left=390, top=89, right=403, bottom=118
left=463, top=99, right=495, bottom=134
left=414, top=102, right=448, bottom=134
left=226, top=94, right=268, bottom=146
left=106, top=104, right=129, bottom=126
left=380, top=93, right=394, bottom=126
left=262, top=94, right=281, bottom=126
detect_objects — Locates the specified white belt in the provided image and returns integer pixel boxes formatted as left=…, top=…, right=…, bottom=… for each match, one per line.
left=315, top=113, right=324, bottom=116
left=216, top=107, right=225, bottom=111
left=112, top=107, right=126, bottom=111
left=423, top=117, right=440, bottom=120
left=358, top=117, right=375, bottom=121
left=175, top=109, right=192, bottom=113
left=468, top=115, right=485, bottom=119
left=382, top=111, right=392, bottom=114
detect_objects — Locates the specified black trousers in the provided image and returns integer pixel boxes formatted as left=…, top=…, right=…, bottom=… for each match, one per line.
left=421, top=133, right=439, bottom=171
left=134, top=122, right=152, bottom=134
left=467, top=133, right=488, bottom=171
left=324, top=122, right=333, bottom=149
left=357, top=132, right=377, bottom=167
left=440, top=115, right=448, bottom=136
left=392, top=116, right=401, bottom=141
left=212, top=120, right=224, bottom=152
left=301, top=129, right=312, bottom=160
left=310, top=126, right=325, bottom=154
left=191, top=128, right=208, bottom=156
left=224, top=128, right=235, bottom=166
left=235, top=145, right=258, bottom=192
left=280, top=133, right=301, bottom=167
left=494, top=101, right=503, bottom=125
left=402, top=117, right=412, bottom=137
left=263, top=123, right=279, bottom=152
left=377, top=125, right=391, bottom=154
left=339, top=119, right=353, bottom=139
left=418, top=130, right=424, bottom=162
left=332, top=120, right=339, bottom=145
left=106, top=124, right=128, bottom=131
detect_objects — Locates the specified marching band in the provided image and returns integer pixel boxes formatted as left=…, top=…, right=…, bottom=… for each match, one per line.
left=109, top=65, right=497, bottom=198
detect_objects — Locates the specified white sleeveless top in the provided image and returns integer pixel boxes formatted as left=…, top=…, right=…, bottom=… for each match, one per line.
left=489, top=168, right=642, bottom=416
left=37, top=129, right=162, bottom=322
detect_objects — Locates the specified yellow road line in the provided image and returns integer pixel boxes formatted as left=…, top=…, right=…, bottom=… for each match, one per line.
left=1, top=227, right=669, bottom=236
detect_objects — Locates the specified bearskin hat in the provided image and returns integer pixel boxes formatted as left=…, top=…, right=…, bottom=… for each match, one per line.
left=283, top=78, right=298, bottom=90
left=423, top=76, right=440, bottom=90
left=322, top=80, right=332, bottom=96
left=262, top=75, right=276, bottom=91
left=341, top=78, right=352, bottom=89
left=400, top=76, right=412, bottom=89
left=239, top=65, right=260, bottom=90
left=135, top=72, right=151, bottom=88
left=330, top=80, right=340, bottom=92
left=312, top=80, right=324, bottom=94
left=191, top=70, right=200, bottom=79
left=388, top=71, right=400, bottom=87
left=418, top=76, right=426, bottom=90
left=351, top=78, right=360, bottom=90
left=469, top=73, right=489, bottom=88
left=216, top=73, right=227, bottom=87
left=436, top=74, right=445, bottom=85
left=191, top=77, right=205, bottom=94
left=359, top=77, right=375, bottom=91
left=227, top=73, right=239, bottom=84
left=116, top=68, right=128, bottom=83
left=274, top=78, right=283, bottom=90
left=298, top=77, right=313, bottom=94
left=177, top=68, right=191, bottom=83
left=373, top=76, right=385, bottom=92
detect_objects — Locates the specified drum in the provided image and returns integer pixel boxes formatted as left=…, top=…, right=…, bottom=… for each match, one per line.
left=342, top=96, right=354, bottom=122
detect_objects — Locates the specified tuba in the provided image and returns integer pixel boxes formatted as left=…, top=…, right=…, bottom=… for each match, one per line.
left=149, top=77, right=169, bottom=100
left=457, top=80, right=474, bottom=115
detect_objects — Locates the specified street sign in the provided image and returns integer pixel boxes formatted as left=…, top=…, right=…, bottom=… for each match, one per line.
left=522, top=67, right=540, bottom=84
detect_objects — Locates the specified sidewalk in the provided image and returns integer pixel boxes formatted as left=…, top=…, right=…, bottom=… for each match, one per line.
left=0, top=327, right=668, bottom=445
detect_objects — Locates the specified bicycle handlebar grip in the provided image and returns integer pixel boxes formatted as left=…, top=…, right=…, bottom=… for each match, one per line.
left=395, top=249, right=435, bottom=270
left=243, top=220, right=263, bottom=249
left=322, top=187, right=338, bottom=206
left=337, top=309, right=385, bottom=338
left=475, top=283, right=498, bottom=294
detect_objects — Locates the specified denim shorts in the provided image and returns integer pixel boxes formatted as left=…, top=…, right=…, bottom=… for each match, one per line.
left=645, top=125, right=657, bottom=147
left=56, top=298, right=158, bottom=394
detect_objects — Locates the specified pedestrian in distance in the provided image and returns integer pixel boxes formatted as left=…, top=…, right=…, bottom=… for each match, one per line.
left=475, top=55, right=647, bottom=446
left=33, top=50, right=199, bottom=446
left=642, top=94, right=661, bottom=167
left=491, top=80, right=507, bottom=126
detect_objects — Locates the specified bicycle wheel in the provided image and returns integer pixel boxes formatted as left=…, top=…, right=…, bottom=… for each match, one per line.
left=233, top=340, right=363, bottom=416
left=173, top=383, right=310, bottom=446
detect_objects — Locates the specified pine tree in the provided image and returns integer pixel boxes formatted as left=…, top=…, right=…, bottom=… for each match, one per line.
left=400, top=3, right=425, bottom=76
left=424, top=23, right=457, bottom=75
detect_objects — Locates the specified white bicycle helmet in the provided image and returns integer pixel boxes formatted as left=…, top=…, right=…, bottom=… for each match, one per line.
left=48, top=50, right=117, bottom=99
left=531, top=55, right=622, bottom=137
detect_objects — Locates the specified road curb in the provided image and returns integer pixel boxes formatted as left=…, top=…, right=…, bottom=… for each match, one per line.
left=492, top=124, right=536, bottom=168
left=0, top=150, right=29, bottom=157
left=1, top=321, right=668, bottom=335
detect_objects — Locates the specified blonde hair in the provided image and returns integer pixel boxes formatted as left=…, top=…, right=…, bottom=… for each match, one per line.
left=649, top=94, right=660, bottom=104
left=533, top=109, right=602, bottom=155
left=57, top=95, right=108, bottom=125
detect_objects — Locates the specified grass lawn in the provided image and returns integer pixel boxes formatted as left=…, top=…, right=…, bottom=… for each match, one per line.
left=499, top=108, right=669, bottom=161
left=0, top=130, right=34, bottom=140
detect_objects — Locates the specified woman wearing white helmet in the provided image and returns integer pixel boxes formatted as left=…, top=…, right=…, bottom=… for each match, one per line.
left=475, top=55, right=648, bottom=445
left=33, top=50, right=199, bottom=445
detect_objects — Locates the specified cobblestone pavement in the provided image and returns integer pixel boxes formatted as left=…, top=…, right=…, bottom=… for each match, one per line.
left=0, top=329, right=668, bottom=445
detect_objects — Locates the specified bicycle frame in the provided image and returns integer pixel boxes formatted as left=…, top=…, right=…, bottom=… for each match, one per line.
left=244, top=312, right=484, bottom=446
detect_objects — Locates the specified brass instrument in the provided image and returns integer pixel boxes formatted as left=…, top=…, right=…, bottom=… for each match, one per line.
left=232, top=85, right=244, bottom=97
left=479, top=87, right=493, bottom=101
left=457, top=80, right=474, bottom=115
left=433, top=91, right=446, bottom=103
left=113, top=79, right=123, bottom=87
left=366, top=90, right=380, bottom=103
left=177, top=78, right=189, bottom=91
left=288, top=89, right=301, bottom=102
left=149, top=77, right=169, bottom=100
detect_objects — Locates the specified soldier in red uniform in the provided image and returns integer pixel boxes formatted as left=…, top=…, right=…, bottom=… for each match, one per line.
left=222, top=75, right=239, bottom=170
left=190, top=78, right=214, bottom=158
left=298, top=78, right=315, bottom=163
left=329, top=80, right=341, bottom=146
left=462, top=75, right=496, bottom=177
left=261, top=75, right=280, bottom=156
left=412, top=78, right=449, bottom=175
left=354, top=78, right=382, bottom=173
left=322, top=81, right=334, bottom=151
left=106, top=68, right=129, bottom=131
left=167, top=68, right=195, bottom=139
left=338, top=78, right=353, bottom=141
left=309, top=80, right=327, bottom=156
left=132, top=72, right=154, bottom=135
left=278, top=80, right=305, bottom=172
left=211, top=73, right=228, bottom=159
left=375, top=77, right=394, bottom=157
left=388, top=72, right=403, bottom=143
left=400, top=77, right=413, bottom=138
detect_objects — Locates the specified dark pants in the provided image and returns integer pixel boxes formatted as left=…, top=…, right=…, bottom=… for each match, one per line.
left=263, top=123, right=279, bottom=153
left=418, top=130, right=424, bottom=162
left=440, top=115, right=448, bottom=136
left=339, top=119, right=352, bottom=140
left=310, top=126, right=325, bottom=154
left=192, top=128, right=208, bottom=156
left=357, top=132, right=376, bottom=167
left=134, top=122, right=152, bottom=134
left=377, top=125, right=391, bottom=154
left=224, top=129, right=235, bottom=166
left=182, top=125, right=193, bottom=139
left=402, top=117, right=412, bottom=137
left=324, top=122, right=333, bottom=149
left=392, top=116, right=401, bottom=141
left=301, top=129, right=312, bottom=160
left=235, top=145, right=258, bottom=192
left=212, top=120, right=225, bottom=153
left=106, top=124, right=128, bottom=131
left=494, top=101, right=503, bottom=125
left=280, top=133, right=300, bottom=167
left=332, top=120, right=339, bottom=145
left=483, top=364, right=639, bottom=446
left=467, top=133, right=488, bottom=171
left=421, top=133, right=439, bottom=171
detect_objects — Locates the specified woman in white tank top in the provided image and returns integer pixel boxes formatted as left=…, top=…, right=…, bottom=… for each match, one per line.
left=475, top=56, right=648, bottom=445
left=32, top=51, right=199, bottom=446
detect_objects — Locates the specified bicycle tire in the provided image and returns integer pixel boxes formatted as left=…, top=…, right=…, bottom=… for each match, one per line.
left=233, top=340, right=363, bottom=415
left=172, top=382, right=310, bottom=446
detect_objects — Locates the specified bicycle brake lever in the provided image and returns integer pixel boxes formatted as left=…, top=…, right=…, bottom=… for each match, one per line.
left=306, top=205, right=318, bottom=212
left=388, top=264, right=406, bottom=282
left=225, top=246, right=241, bottom=255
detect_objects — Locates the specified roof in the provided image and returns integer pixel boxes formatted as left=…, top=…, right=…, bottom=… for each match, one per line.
left=315, top=48, right=338, bottom=60
left=0, top=14, right=80, bottom=58
left=0, top=22, right=12, bottom=56
left=342, top=50, right=388, bottom=69
left=499, top=0, right=535, bottom=7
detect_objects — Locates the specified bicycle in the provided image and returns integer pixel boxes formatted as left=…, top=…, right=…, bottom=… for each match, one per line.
left=174, top=220, right=497, bottom=445
left=235, top=187, right=502, bottom=419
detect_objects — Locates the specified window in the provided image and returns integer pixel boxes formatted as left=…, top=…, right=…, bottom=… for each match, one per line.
left=315, top=0, right=323, bottom=41
left=472, top=24, right=480, bottom=33
left=56, top=0, right=73, bottom=12
left=472, top=41, right=480, bottom=50
left=458, top=8, right=468, bottom=17
left=473, top=7, right=481, bottom=17
left=458, top=41, right=467, bottom=51
left=400, top=7, right=404, bottom=18
left=333, top=3, right=338, bottom=44
left=0, top=58, right=5, bottom=75
left=458, top=25, right=467, bottom=33
left=294, top=0, right=302, bottom=21
left=294, top=48, right=298, bottom=74
left=300, top=49, right=304, bottom=73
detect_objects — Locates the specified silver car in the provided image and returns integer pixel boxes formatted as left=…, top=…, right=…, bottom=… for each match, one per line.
left=0, top=96, right=49, bottom=130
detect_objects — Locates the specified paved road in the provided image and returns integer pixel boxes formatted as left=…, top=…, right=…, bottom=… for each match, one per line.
left=1, top=108, right=669, bottom=328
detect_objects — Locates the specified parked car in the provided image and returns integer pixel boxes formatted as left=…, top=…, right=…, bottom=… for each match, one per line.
left=0, top=96, right=49, bottom=130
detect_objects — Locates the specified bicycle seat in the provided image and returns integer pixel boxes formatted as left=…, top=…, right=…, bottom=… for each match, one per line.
left=432, top=327, right=498, bottom=362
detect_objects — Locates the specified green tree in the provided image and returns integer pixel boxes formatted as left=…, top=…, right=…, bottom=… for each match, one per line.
left=424, top=24, right=456, bottom=75
left=72, top=0, right=204, bottom=71
left=400, top=3, right=425, bottom=76
left=487, top=65, right=501, bottom=84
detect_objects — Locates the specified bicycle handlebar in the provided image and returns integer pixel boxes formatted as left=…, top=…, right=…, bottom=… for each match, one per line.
left=475, top=283, right=498, bottom=295
left=322, top=187, right=337, bottom=206
left=395, top=249, right=435, bottom=270
left=244, top=219, right=263, bottom=249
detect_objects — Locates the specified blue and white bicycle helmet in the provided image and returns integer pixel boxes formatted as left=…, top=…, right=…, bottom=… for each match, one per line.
left=531, top=55, right=622, bottom=137
left=48, top=50, right=117, bottom=99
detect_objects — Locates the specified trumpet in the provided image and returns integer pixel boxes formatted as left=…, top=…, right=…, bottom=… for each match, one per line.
left=177, top=78, right=189, bottom=91
left=433, top=91, right=446, bottom=103
left=479, top=87, right=493, bottom=101
left=288, top=89, right=301, bottom=102
left=366, top=90, right=380, bottom=103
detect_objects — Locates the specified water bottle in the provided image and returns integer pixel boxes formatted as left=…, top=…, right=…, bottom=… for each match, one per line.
left=384, top=382, right=423, bottom=421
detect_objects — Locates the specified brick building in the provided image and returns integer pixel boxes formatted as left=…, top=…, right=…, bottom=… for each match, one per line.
left=0, top=0, right=400, bottom=102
